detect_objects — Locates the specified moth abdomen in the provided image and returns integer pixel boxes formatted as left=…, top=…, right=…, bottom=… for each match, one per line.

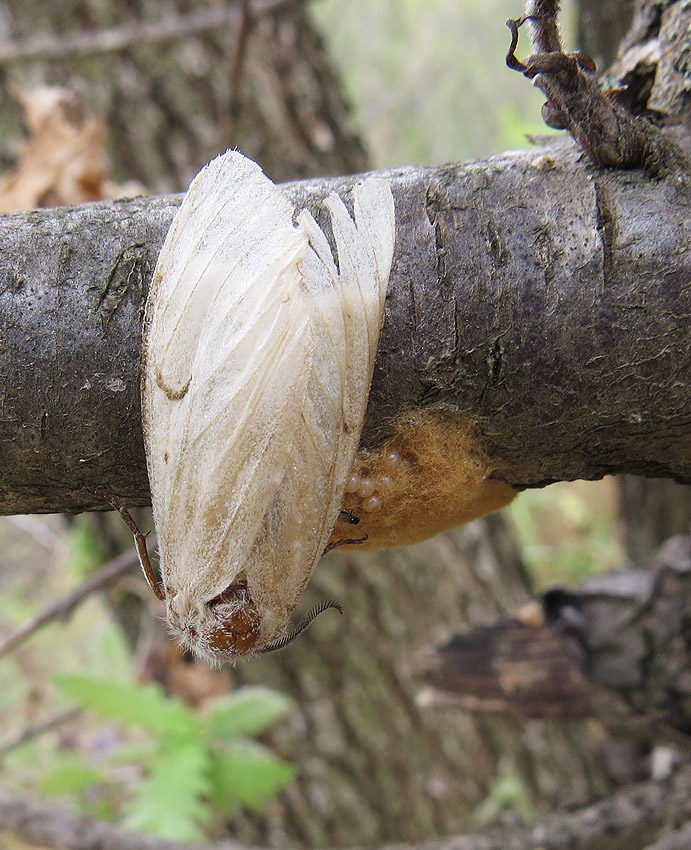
left=204, top=581, right=262, bottom=656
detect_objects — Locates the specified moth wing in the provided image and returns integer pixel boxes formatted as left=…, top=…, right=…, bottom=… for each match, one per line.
left=143, top=152, right=313, bottom=599
left=281, top=177, right=396, bottom=569
left=144, top=152, right=395, bottom=651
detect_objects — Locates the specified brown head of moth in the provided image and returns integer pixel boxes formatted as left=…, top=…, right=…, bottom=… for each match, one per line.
left=165, top=568, right=343, bottom=660
left=84, top=486, right=344, bottom=660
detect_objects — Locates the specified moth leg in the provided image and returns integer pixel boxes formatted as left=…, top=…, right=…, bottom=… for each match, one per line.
left=323, top=535, right=368, bottom=555
left=82, top=485, right=165, bottom=601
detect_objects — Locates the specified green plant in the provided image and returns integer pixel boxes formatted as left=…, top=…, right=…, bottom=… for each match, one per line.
left=506, top=479, right=623, bottom=589
left=50, top=676, right=295, bottom=841
left=473, top=758, right=537, bottom=826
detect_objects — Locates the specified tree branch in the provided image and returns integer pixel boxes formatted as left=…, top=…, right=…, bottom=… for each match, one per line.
left=1, top=139, right=690, bottom=515
left=3, top=762, right=691, bottom=850
left=0, top=707, right=81, bottom=757
left=506, top=1, right=687, bottom=175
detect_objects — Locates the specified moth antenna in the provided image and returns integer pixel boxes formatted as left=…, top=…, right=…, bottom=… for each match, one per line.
left=82, top=485, right=165, bottom=601
left=259, top=600, right=343, bottom=653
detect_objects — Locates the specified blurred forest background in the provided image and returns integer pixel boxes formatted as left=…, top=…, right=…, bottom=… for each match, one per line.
left=313, top=0, right=572, bottom=168
left=1, top=0, right=688, bottom=848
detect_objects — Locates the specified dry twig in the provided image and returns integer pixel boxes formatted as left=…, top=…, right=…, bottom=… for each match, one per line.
left=506, top=0, right=684, bottom=175
left=0, top=707, right=82, bottom=758
left=222, top=0, right=254, bottom=146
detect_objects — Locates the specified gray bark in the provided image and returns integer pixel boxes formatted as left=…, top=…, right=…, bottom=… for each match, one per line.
left=225, top=517, right=608, bottom=846
left=576, top=0, right=691, bottom=564
left=0, top=3, right=690, bottom=850
left=1, top=138, right=690, bottom=514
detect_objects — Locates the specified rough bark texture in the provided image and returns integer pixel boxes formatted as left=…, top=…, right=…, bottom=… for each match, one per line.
left=0, top=138, right=690, bottom=515
left=0, top=2, right=614, bottom=847
left=222, top=517, right=609, bottom=846
left=1, top=2, right=691, bottom=850
left=608, top=0, right=691, bottom=122
left=576, top=0, right=691, bottom=567
left=0, top=0, right=367, bottom=189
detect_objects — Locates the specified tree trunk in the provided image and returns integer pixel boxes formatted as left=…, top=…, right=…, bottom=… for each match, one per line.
left=617, top=476, right=691, bottom=560
left=224, top=517, right=610, bottom=846
left=0, top=0, right=367, bottom=189
left=575, top=0, right=691, bottom=560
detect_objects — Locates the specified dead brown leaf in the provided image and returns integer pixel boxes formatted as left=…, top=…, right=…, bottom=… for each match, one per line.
left=0, top=86, right=145, bottom=211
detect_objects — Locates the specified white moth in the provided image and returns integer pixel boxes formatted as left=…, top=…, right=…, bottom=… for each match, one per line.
left=140, top=150, right=395, bottom=663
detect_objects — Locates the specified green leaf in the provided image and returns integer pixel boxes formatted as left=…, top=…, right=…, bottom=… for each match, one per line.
left=207, top=687, right=292, bottom=740
left=65, top=515, right=102, bottom=578
left=105, top=739, right=160, bottom=766
left=38, top=757, right=104, bottom=796
left=54, top=675, right=198, bottom=739
left=125, top=742, right=212, bottom=841
left=208, top=738, right=295, bottom=816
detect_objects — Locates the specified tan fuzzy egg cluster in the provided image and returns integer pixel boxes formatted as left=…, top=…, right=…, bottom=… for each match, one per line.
left=328, top=411, right=516, bottom=551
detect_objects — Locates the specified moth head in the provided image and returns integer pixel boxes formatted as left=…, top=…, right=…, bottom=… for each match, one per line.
left=165, top=573, right=343, bottom=664
left=166, top=572, right=268, bottom=664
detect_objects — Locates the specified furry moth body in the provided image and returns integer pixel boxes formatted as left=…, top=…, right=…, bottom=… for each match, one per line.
left=142, top=151, right=395, bottom=663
